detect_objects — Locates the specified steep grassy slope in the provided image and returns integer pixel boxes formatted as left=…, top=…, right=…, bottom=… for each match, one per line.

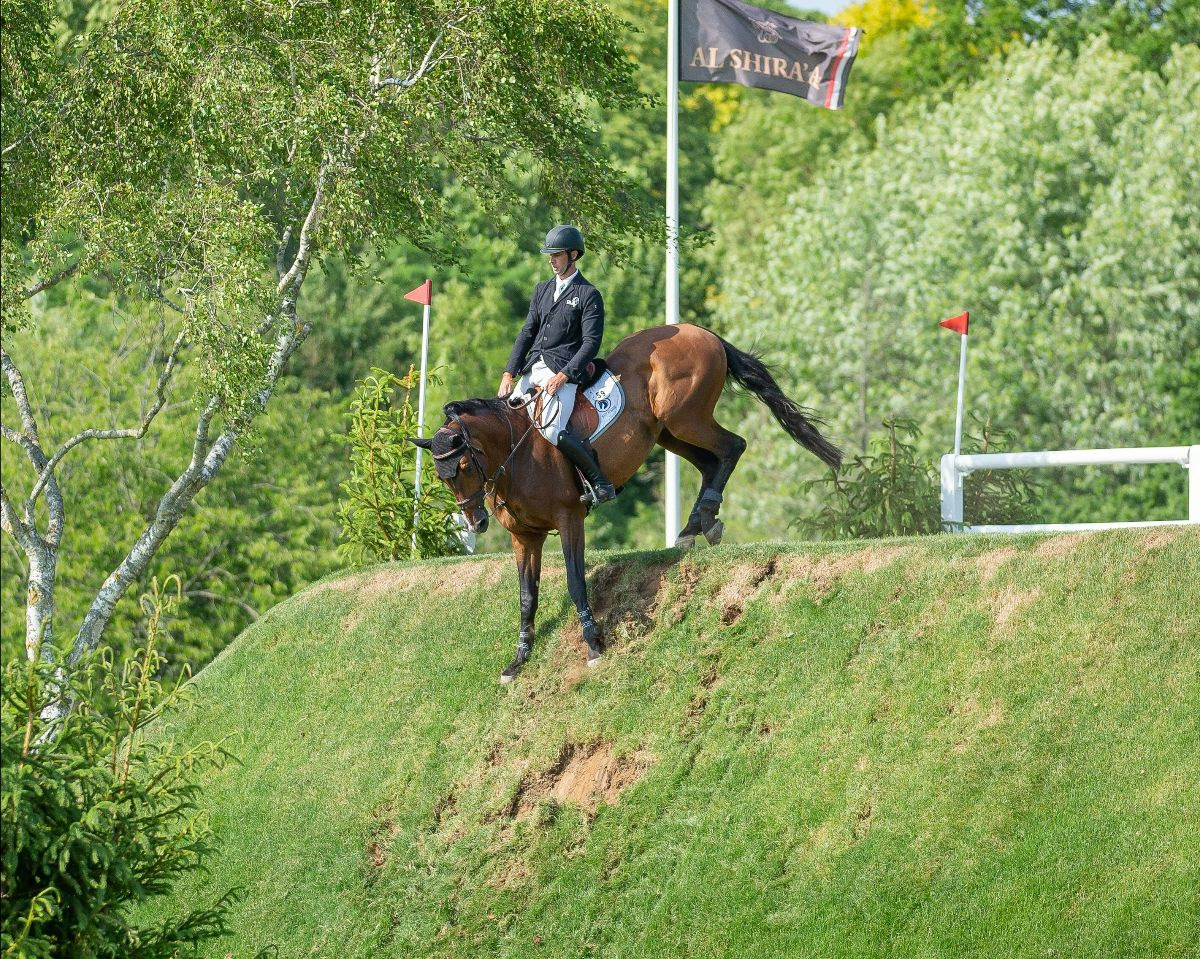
left=150, top=529, right=1199, bottom=958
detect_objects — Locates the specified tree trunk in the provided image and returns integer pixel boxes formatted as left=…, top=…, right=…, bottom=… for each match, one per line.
left=25, top=542, right=57, bottom=662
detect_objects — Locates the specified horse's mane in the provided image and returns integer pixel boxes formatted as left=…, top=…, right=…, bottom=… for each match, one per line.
left=431, top=398, right=525, bottom=478
left=442, top=397, right=512, bottom=420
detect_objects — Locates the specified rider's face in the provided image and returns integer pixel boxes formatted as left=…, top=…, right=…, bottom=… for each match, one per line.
left=548, top=250, right=572, bottom=276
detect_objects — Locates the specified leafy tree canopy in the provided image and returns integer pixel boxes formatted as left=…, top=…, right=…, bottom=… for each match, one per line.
left=713, top=38, right=1199, bottom=536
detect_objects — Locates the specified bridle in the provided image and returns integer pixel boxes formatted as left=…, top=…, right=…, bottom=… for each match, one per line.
left=433, top=398, right=538, bottom=525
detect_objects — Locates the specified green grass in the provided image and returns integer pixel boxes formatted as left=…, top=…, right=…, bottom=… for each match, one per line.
left=148, top=529, right=1200, bottom=958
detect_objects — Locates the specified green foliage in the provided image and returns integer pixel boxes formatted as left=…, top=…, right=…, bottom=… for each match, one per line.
left=338, top=367, right=464, bottom=564
left=800, top=418, right=942, bottom=539
left=2, top=0, right=664, bottom=666
left=799, top=416, right=1038, bottom=539
left=959, top=417, right=1042, bottom=529
left=4, top=0, right=662, bottom=335
left=903, top=0, right=1200, bottom=90
left=715, top=39, right=1200, bottom=539
left=0, top=577, right=239, bottom=959
left=0, top=302, right=342, bottom=674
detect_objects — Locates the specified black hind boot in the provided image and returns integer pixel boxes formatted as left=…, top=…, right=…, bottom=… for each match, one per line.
left=555, top=429, right=617, bottom=506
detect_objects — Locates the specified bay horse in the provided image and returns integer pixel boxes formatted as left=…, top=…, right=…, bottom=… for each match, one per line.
left=411, top=323, right=841, bottom=683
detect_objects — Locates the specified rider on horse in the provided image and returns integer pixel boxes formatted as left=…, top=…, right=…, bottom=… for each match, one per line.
left=496, top=225, right=617, bottom=506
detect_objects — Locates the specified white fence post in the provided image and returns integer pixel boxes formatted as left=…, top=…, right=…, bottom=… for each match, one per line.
left=940, top=453, right=963, bottom=531
left=1190, top=445, right=1199, bottom=523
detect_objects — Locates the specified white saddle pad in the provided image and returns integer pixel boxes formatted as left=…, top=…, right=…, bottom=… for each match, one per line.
left=583, top=370, right=625, bottom=442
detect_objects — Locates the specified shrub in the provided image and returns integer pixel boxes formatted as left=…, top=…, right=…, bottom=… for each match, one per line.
left=798, top=416, right=1039, bottom=538
left=1, top=578, right=238, bottom=959
left=338, top=366, right=466, bottom=563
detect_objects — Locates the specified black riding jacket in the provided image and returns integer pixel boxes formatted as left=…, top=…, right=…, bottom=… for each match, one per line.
left=504, top=273, right=604, bottom=385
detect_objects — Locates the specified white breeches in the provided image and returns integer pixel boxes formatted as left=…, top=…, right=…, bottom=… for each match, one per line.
left=513, top=358, right=577, bottom=446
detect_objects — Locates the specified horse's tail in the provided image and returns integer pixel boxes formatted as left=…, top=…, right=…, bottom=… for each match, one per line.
left=719, top=337, right=842, bottom=469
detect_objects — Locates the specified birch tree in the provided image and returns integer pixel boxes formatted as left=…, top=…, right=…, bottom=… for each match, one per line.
left=1, top=0, right=657, bottom=668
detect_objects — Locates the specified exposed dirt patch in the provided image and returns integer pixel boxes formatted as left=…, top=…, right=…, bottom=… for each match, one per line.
left=688, top=666, right=719, bottom=719
left=851, top=797, right=874, bottom=841
left=666, top=559, right=703, bottom=621
left=488, top=859, right=531, bottom=889
left=773, top=547, right=910, bottom=603
left=325, top=561, right=508, bottom=631
left=433, top=789, right=459, bottom=826
left=1035, top=533, right=1088, bottom=558
left=548, top=631, right=594, bottom=694
left=315, top=560, right=508, bottom=605
left=716, top=559, right=778, bottom=626
left=976, top=547, right=1019, bottom=584
left=508, top=742, right=653, bottom=820
left=951, top=698, right=1005, bottom=755
left=991, top=586, right=1042, bottom=627
left=342, top=606, right=367, bottom=634
left=982, top=700, right=1004, bottom=728
left=1138, top=528, right=1184, bottom=552
left=588, top=558, right=677, bottom=643
left=365, top=802, right=402, bottom=877
left=308, top=568, right=421, bottom=598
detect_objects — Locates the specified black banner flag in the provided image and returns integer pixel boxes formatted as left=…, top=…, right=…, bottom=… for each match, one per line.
left=680, top=0, right=862, bottom=109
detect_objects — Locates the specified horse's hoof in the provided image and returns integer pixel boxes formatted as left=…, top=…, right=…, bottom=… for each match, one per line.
left=703, top=520, right=725, bottom=545
left=586, top=646, right=603, bottom=667
left=675, top=533, right=697, bottom=549
left=500, top=644, right=531, bottom=684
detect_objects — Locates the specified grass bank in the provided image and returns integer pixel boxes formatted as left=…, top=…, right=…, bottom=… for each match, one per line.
left=150, top=528, right=1199, bottom=958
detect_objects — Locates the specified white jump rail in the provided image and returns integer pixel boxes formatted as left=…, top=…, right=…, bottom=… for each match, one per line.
left=940, top=444, right=1200, bottom=534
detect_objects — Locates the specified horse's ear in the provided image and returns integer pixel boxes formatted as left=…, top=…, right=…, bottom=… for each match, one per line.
left=408, top=436, right=433, bottom=450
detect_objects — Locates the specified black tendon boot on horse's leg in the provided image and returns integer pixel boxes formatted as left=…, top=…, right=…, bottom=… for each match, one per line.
left=579, top=610, right=603, bottom=666
left=698, top=489, right=725, bottom=545
left=556, top=429, right=616, bottom=506
left=501, top=631, right=532, bottom=684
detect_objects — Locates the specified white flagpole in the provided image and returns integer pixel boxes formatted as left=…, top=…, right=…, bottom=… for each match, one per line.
left=664, top=0, right=682, bottom=548
left=953, top=331, right=968, bottom=456
left=412, top=285, right=432, bottom=558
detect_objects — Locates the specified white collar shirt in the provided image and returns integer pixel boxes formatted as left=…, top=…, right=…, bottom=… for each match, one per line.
left=553, top=269, right=578, bottom=302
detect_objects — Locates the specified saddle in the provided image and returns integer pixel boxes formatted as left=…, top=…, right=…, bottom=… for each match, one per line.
left=568, top=360, right=610, bottom=436
left=518, top=359, right=613, bottom=440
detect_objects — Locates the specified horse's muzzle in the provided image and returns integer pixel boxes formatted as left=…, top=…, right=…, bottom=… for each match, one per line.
left=465, top=510, right=488, bottom=534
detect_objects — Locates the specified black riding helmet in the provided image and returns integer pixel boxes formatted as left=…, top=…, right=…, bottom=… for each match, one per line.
left=540, top=224, right=585, bottom=260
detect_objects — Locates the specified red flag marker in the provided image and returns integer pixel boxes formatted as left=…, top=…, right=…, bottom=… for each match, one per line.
left=939, top=311, right=969, bottom=335
left=404, top=279, right=432, bottom=306
left=939, top=311, right=972, bottom=455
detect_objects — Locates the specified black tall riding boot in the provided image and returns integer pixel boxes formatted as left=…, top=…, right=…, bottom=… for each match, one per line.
left=555, top=429, right=617, bottom=505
